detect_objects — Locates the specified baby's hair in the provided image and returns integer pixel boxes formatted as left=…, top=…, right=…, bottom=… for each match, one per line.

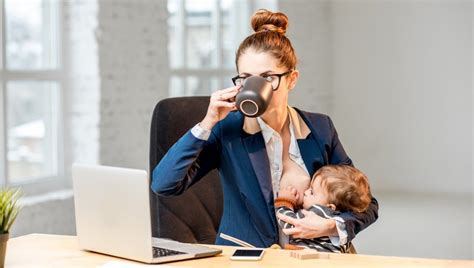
left=313, top=165, right=372, bottom=213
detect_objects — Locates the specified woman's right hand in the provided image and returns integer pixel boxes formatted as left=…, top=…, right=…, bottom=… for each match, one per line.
left=200, top=85, right=240, bottom=131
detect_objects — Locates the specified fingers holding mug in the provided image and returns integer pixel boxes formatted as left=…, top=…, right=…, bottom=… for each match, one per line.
left=201, top=86, right=240, bottom=130
left=212, top=85, right=240, bottom=102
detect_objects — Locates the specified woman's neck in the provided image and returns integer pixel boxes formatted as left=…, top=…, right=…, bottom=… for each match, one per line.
left=261, top=106, right=289, bottom=134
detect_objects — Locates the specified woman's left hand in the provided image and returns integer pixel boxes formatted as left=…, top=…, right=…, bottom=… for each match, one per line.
left=277, top=210, right=338, bottom=239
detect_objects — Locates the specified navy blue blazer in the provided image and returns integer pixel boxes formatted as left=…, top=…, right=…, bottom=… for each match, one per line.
left=152, top=108, right=378, bottom=247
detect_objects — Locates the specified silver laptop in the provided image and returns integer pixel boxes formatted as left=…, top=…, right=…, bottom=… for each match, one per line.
left=72, top=164, right=222, bottom=264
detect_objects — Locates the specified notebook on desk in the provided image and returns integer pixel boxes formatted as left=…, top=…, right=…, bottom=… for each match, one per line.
left=72, top=164, right=222, bottom=264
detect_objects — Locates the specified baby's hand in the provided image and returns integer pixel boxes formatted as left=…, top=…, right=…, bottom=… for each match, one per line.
left=278, top=185, right=299, bottom=204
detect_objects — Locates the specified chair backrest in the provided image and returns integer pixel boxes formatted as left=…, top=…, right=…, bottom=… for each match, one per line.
left=149, top=96, right=223, bottom=244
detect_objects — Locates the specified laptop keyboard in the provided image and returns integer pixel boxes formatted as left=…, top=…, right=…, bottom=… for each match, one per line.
left=152, top=246, right=186, bottom=258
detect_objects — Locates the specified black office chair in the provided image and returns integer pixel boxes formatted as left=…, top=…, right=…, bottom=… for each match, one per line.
left=149, top=96, right=223, bottom=244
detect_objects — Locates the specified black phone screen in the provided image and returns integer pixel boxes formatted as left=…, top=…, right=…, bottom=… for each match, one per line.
left=232, top=249, right=264, bottom=257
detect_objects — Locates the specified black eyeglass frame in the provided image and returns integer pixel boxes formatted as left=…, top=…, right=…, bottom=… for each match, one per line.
left=231, top=70, right=293, bottom=91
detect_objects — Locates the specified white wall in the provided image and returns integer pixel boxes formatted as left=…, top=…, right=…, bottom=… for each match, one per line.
left=97, top=0, right=169, bottom=170
left=328, top=2, right=473, bottom=256
left=67, top=0, right=100, bottom=168
left=281, top=0, right=333, bottom=114
left=11, top=190, right=75, bottom=237
left=331, top=0, right=472, bottom=195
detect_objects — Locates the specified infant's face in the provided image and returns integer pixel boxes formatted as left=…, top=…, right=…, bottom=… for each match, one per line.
left=303, top=176, right=330, bottom=209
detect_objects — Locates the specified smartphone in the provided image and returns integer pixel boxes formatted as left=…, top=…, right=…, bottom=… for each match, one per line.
left=230, top=248, right=265, bottom=261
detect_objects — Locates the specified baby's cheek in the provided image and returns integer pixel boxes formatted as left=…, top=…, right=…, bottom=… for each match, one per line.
left=302, top=197, right=310, bottom=209
left=303, top=195, right=317, bottom=208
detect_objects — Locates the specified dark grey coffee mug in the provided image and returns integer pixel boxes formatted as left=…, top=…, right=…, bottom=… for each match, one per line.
left=235, top=76, right=273, bottom=117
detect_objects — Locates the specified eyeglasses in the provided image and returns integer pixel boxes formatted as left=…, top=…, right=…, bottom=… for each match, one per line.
left=231, top=70, right=293, bottom=91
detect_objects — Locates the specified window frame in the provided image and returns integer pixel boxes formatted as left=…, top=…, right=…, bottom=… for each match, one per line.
left=0, top=0, right=67, bottom=195
left=168, top=0, right=257, bottom=96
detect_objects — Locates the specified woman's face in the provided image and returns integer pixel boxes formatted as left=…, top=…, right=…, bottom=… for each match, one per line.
left=236, top=49, right=298, bottom=114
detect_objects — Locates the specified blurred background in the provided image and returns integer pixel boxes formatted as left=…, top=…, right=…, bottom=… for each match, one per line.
left=0, top=0, right=471, bottom=260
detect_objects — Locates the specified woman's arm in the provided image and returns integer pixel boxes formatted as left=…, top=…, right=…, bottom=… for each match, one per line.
left=151, top=86, right=239, bottom=196
left=151, top=129, right=219, bottom=196
left=278, top=198, right=379, bottom=242
left=278, top=200, right=379, bottom=244
left=338, top=198, right=379, bottom=242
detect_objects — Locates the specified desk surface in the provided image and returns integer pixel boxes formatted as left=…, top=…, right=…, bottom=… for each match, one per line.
left=5, top=234, right=472, bottom=267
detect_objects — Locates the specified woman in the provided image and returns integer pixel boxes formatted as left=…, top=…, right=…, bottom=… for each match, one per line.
left=152, top=9, right=378, bottom=248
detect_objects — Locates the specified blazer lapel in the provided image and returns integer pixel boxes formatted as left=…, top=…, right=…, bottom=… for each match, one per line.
left=241, top=133, right=279, bottom=243
left=242, top=134, right=273, bottom=203
left=294, top=108, right=327, bottom=176
left=297, top=139, right=325, bottom=176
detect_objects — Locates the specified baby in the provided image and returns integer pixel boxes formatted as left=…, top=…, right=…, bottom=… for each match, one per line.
left=275, top=165, right=372, bottom=253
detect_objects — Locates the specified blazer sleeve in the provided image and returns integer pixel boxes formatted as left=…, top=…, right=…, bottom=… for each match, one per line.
left=339, top=198, right=379, bottom=242
left=327, top=116, right=379, bottom=243
left=327, top=116, right=353, bottom=166
left=151, top=128, right=220, bottom=196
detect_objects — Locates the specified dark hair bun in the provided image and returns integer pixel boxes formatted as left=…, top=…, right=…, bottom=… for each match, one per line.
left=251, top=9, right=288, bottom=35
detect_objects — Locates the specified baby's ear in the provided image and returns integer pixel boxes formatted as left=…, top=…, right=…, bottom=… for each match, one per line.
left=327, top=204, right=337, bottom=211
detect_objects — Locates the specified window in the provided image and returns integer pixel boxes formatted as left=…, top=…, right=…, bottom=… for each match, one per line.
left=0, top=0, right=63, bottom=188
left=167, top=0, right=277, bottom=97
